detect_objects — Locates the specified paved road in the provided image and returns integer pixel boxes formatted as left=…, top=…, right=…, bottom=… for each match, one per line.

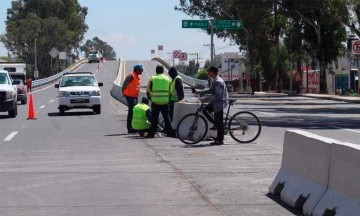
left=1, top=60, right=359, bottom=216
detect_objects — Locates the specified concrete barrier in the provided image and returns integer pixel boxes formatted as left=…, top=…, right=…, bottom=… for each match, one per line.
left=172, top=101, right=216, bottom=139
left=312, top=142, right=360, bottom=216
left=172, top=101, right=199, bottom=129
left=269, top=130, right=338, bottom=215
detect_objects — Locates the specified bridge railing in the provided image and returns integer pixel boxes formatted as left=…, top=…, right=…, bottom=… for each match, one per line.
left=151, top=57, right=208, bottom=88
left=32, top=59, right=88, bottom=88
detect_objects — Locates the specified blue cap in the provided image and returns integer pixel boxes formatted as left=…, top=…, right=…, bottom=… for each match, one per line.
left=133, top=64, right=143, bottom=70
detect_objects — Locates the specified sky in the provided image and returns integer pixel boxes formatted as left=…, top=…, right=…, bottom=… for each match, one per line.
left=0, top=0, right=240, bottom=64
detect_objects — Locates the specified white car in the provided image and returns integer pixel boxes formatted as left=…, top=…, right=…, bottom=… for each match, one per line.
left=0, top=70, right=17, bottom=117
left=55, top=72, right=103, bottom=115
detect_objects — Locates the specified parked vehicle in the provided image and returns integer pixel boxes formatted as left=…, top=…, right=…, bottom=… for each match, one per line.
left=0, top=70, right=18, bottom=118
left=0, top=62, right=27, bottom=104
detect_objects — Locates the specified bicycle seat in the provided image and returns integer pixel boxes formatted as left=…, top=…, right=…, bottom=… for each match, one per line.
left=229, top=99, right=236, bottom=105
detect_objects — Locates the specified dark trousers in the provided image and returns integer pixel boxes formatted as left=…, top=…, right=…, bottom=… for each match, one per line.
left=169, top=101, right=175, bottom=122
left=148, top=103, right=173, bottom=136
left=125, top=96, right=138, bottom=132
left=202, top=105, right=224, bottom=142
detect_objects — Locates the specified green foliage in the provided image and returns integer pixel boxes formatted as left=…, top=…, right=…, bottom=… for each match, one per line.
left=196, top=68, right=208, bottom=80
left=0, top=0, right=88, bottom=78
left=175, top=0, right=353, bottom=93
left=80, top=37, right=116, bottom=60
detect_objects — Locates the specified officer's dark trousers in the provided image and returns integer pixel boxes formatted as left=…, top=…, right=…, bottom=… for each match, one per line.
left=125, top=96, right=138, bottom=132
left=148, top=103, right=173, bottom=136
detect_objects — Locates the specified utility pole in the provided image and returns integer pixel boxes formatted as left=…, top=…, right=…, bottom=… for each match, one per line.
left=210, top=19, right=215, bottom=66
left=34, top=38, right=38, bottom=79
left=189, top=53, right=201, bottom=67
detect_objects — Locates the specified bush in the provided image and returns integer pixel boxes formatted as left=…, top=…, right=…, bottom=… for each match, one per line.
left=196, top=69, right=208, bottom=80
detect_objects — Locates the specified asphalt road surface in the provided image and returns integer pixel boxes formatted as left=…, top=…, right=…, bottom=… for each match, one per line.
left=0, top=60, right=359, bottom=216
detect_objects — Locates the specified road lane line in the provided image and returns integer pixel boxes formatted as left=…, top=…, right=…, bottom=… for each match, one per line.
left=258, top=111, right=276, bottom=116
left=330, top=126, right=360, bottom=133
left=49, top=100, right=54, bottom=103
left=40, top=105, right=45, bottom=109
left=4, top=131, right=19, bottom=142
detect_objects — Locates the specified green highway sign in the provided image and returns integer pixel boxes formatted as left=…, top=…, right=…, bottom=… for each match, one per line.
left=215, top=20, right=243, bottom=29
left=182, top=20, right=209, bottom=28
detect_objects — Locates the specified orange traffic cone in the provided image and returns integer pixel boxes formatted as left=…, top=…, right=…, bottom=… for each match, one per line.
left=27, top=92, right=37, bottom=120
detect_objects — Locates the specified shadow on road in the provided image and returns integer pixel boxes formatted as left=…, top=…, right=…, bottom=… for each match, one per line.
left=266, top=193, right=303, bottom=216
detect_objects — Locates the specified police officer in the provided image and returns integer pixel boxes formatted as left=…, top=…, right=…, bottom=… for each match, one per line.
left=146, top=65, right=175, bottom=138
left=131, top=97, right=151, bottom=137
left=122, top=64, right=143, bottom=133
left=168, top=67, right=184, bottom=122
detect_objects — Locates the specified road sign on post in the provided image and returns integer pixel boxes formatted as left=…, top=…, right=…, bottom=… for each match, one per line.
left=215, top=20, right=243, bottom=29
left=182, top=20, right=209, bottom=28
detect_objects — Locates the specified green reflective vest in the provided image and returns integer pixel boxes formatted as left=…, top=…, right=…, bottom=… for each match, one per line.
left=150, top=74, right=171, bottom=105
left=170, top=75, right=182, bottom=102
left=131, top=103, right=151, bottom=130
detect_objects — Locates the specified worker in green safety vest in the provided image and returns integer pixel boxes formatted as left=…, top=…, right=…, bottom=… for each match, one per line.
left=131, top=97, right=151, bottom=137
left=146, top=65, right=176, bottom=138
left=168, top=67, right=184, bottom=122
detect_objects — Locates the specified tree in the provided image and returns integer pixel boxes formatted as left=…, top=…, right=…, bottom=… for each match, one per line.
left=175, top=0, right=349, bottom=93
left=282, top=0, right=347, bottom=93
left=80, top=37, right=117, bottom=60
left=0, top=0, right=88, bottom=78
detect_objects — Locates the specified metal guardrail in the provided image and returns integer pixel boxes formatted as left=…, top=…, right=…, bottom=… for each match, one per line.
left=151, top=57, right=208, bottom=88
left=32, top=59, right=87, bottom=88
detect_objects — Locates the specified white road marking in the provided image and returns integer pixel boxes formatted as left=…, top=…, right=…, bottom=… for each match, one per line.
left=49, top=100, right=54, bottom=103
left=258, top=111, right=276, bottom=116
left=4, top=131, right=19, bottom=142
left=330, top=126, right=360, bottom=133
left=40, top=105, right=45, bottom=109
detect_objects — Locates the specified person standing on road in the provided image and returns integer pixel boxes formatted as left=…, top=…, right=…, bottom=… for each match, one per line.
left=26, top=76, right=32, bottom=92
left=146, top=65, right=175, bottom=138
left=122, top=64, right=143, bottom=134
left=168, top=67, right=184, bottom=122
left=198, top=66, right=229, bottom=145
left=242, top=74, right=247, bottom=93
left=131, top=97, right=152, bottom=137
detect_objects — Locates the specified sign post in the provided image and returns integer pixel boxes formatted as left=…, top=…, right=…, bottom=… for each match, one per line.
left=182, top=19, right=243, bottom=66
left=215, top=20, right=244, bottom=29
left=182, top=20, right=209, bottom=28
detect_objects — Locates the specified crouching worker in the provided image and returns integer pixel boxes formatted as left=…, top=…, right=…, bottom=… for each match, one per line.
left=131, top=97, right=152, bottom=137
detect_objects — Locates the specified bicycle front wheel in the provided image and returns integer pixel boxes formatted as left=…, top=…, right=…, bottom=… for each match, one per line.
left=228, top=111, right=261, bottom=143
left=177, top=113, right=208, bottom=145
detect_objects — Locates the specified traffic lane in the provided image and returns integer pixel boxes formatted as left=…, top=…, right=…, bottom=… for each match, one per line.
left=235, top=96, right=360, bottom=144
left=121, top=60, right=171, bottom=88
left=0, top=82, right=60, bottom=142
left=0, top=96, right=227, bottom=215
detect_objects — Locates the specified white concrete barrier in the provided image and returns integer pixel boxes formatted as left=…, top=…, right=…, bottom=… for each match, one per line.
left=172, top=101, right=200, bottom=129
left=312, top=142, right=360, bottom=216
left=172, top=101, right=216, bottom=139
left=269, top=130, right=338, bottom=215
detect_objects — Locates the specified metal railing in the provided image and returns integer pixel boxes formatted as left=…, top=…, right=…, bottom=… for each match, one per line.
left=32, top=59, right=87, bottom=88
left=151, top=57, right=208, bottom=88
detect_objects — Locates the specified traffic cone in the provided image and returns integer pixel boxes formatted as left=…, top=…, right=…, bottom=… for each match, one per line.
left=27, top=92, right=37, bottom=120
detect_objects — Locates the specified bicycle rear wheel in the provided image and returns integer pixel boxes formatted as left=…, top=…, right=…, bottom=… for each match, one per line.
left=177, top=113, right=208, bottom=145
left=228, top=111, right=261, bottom=143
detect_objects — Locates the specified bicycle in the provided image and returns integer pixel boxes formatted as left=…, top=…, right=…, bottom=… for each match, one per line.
left=176, top=99, right=261, bottom=145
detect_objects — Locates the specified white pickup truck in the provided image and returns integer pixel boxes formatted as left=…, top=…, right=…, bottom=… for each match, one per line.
left=0, top=62, right=27, bottom=104
left=0, top=70, right=18, bottom=118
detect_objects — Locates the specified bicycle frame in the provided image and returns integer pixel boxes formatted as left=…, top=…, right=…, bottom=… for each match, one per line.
left=198, top=100, right=235, bottom=127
